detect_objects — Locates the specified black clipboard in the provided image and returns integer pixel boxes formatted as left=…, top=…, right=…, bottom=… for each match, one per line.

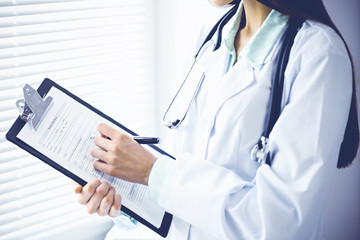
left=6, top=78, right=173, bottom=238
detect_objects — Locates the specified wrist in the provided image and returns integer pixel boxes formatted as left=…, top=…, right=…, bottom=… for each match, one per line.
left=143, top=156, right=157, bottom=185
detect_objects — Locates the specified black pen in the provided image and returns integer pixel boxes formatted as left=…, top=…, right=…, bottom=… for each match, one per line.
left=133, top=136, right=159, bottom=144
left=105, top=136, right=159, bottom=144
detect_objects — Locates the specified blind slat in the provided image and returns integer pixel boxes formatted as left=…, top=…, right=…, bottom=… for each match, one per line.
left=0, top=64, right=145, bottom=92
left=0, top=175, right=69, bottom=202
left=0, top=149, right=30, bottom=163
left=0, top=27, right=144, bottom=49
left=0, top=185, right=73, bottom=215
left=0, top=6, right=144, bottom=28
left=0, top=199, right=81, bottom=235
left=0, top=15, right=144, bottom=38
left=1, top=209, right=100, bottom=240
left=0, top=163, right=50, bottom=184
left=0, top=157, right=38, bottom=174
left=0, top=45, right=145, bottom=70
left=0, top=54, right=146, bottom=81
left=0, top=36, right=144, bottom=59
left=30, top=213, right=113, bottom=240
left=0, top=0, right=145, bottom=16
left=0, top=0, right=86, bottom=7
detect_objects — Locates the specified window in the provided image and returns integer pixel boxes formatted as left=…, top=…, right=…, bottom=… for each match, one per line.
left=0, top=0, right=155, bottom=239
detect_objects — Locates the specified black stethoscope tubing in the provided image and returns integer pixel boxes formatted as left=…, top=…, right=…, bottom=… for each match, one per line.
left=196, top=3, right=240, bottom=58
left=162, top=4, right=240, bottom=129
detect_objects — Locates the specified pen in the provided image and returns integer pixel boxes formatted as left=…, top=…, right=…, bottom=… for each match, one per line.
left=105, top=136, right=159, bottom=144
left=133, top=136, right=159, bottom=144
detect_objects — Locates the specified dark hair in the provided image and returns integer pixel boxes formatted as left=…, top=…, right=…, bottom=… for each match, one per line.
left=231, top=0, right=359, bottom=168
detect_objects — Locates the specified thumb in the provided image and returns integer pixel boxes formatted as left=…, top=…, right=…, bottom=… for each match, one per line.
left=73, top=182, right=83, bottom=194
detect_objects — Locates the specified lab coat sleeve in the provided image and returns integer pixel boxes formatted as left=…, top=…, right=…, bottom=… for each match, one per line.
left=148, top=155, right=176, bottom=202
left=149, top=26, right=353, bottom=239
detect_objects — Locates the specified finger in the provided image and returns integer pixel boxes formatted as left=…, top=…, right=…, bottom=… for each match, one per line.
left=97, top=187, right=115, bottom=216
left=91, top=147, right=111, bottom=162
left=109, top=194, right=122, bottom=218
left=93, top=136, right=112, bottom=151
left=73, top=183, right=82, bottom=194
left=97, top=123, right=118, bottom=141
left=93, top=160, right=113, bottom=175
left=78, top=179, right=101, bottom=205
left=86, top=182, right=110, bottom=214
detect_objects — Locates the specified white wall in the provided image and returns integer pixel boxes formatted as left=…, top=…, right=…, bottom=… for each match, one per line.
left=152, top=0, right=226, bottom=138
left=153, top=0, right=360, bottom=239
left=323, top=0, right=360, bottom=239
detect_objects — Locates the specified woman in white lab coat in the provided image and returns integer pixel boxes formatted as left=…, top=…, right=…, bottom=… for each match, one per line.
left=74, top=0, right=358, bottom=239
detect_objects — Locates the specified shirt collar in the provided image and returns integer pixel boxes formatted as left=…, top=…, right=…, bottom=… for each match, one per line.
left=223, top=3, right=289, bottom=69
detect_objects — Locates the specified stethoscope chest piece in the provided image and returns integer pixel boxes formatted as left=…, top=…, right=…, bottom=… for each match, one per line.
left=163, top=119, right=181, bottom=129
left=251, top=136, right=269, bottom=164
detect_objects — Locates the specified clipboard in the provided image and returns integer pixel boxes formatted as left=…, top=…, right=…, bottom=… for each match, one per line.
left=6, top=78, right=173, bottom=238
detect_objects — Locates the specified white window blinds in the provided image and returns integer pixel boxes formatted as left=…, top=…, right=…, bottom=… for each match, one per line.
left=0, top=0, right=155, bottom=239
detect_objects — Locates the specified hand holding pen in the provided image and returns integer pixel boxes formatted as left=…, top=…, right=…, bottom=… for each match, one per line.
left=91, top=123, right=157, bottom=185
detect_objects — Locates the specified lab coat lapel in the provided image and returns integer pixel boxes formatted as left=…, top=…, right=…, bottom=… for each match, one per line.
left=214, top=60, right=255, bottom=109
left=201, top=46, right=255, bottom=119
left=201, top=45, right=229, bottom=86
left=198, top=46, right=255, bottom=159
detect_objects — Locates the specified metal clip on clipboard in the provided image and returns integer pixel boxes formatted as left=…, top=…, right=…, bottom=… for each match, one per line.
left=15, top=84, right=53, bottom=131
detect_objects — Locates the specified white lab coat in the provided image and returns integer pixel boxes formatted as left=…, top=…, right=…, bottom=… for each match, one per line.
left=154, top=20, right=352, bottom=240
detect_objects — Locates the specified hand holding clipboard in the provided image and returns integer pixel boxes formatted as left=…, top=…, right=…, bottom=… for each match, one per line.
left=6, top=78, right=173, bottom=238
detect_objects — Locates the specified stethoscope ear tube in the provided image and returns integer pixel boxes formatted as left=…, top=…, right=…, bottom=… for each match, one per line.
left=251, top=17, right=305, bottom=166
left=263, top=17, right=305, bottom=138
left=195, top=3, right=240, bottom=59
left=163, top=3, right=240, bottom=129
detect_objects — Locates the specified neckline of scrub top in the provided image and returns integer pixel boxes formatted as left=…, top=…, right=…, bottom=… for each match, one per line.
left=223, top=3, right=289, bottom=70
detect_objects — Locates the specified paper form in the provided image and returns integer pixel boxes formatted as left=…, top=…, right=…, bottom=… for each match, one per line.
left=17, top=87, right=165, bottom=228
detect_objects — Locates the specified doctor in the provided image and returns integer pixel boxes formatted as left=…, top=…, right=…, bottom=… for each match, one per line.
left=74, top=0, right=357, bottom=239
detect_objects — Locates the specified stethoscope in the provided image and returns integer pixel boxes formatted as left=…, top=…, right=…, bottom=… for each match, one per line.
left=162, top=1, right=304, bottom=165
left=162, top=3, right=240, bottom=129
